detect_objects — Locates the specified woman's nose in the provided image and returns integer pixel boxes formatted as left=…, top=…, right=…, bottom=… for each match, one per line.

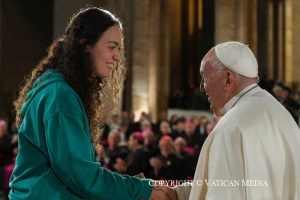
left=113, top=50, right=121, bottom=62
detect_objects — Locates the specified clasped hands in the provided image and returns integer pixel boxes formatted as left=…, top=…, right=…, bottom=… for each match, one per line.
left=134, top=173, right=178, bottom=200
left=150, top=185, right=178, bottom=200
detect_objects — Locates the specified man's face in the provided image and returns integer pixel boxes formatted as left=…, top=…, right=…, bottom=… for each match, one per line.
left=159, top=140, right=173, bottom=156
left=200, top=54, right=227, bottom=117
left=128, top=135, right=138, bottom=150
left=0, top=120, right=7, bottom=137
left=108, top=132, right=119, bottom=149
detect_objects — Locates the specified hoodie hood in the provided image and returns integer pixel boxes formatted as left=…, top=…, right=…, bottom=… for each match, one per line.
left=20, top=70, right=65, bottom=118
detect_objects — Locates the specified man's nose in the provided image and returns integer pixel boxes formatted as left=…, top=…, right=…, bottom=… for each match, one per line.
left=199, top=80, right=205, bottom=92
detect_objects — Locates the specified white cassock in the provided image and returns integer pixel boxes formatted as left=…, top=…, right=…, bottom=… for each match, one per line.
left=175, top=84, right=300, bottom=200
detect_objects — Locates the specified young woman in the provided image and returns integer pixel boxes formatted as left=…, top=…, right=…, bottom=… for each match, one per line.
left=9, top=7, right=166, bottom=200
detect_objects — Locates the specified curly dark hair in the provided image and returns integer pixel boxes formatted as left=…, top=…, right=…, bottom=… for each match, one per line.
left=14, top=7, right=125, bottom=148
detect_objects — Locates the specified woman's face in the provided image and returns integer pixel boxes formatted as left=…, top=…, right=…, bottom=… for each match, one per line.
left=87, top=25, right=122, bottom=78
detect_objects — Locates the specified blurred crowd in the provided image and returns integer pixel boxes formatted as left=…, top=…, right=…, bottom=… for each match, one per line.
left=0, top=119, right=18, bottom=197
left=170, top=78, right=300, bottom=124
left=96, top=111, right=218, bottom=183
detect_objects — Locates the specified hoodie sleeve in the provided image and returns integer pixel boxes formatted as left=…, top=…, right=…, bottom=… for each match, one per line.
left=42, top=82, right=152, bottom=200
left=44, top=111, right=152, bottom=200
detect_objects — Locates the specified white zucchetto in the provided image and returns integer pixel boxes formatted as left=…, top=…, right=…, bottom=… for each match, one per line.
left=215, top=41, right=258, bottom=78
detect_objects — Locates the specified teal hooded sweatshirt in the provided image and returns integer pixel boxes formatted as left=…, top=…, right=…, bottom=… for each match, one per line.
left=9, top=70, right=152, bottom=199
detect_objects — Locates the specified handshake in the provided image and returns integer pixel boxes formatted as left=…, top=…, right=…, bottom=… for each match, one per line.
left=134, top=173, right=179, bottom=200
left=150, top=185, right=178, bottom=200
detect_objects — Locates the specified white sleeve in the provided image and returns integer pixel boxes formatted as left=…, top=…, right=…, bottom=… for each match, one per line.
left=205, top=125, right=246, bottom=200
left=174, top=185, right=192, bottom=200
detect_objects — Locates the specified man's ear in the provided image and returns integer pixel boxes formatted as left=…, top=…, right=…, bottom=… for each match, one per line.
left=225, top=70, right=235, bottom=89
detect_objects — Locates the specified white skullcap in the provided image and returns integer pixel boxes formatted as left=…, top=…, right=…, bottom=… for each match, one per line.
left=215, top=41, right=258, bottom=78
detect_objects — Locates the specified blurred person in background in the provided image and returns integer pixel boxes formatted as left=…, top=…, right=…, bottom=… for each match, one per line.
left=114, top=132, right=151, bottom=176
left=0, top=119, right=15, bottom=198
left=173, top=137, right=196, bottom=180
left=99, top=130, right=128, bottom=171
left=149, top=135, right=184, bottom=181
left=143, top=129, right=160, bottom=158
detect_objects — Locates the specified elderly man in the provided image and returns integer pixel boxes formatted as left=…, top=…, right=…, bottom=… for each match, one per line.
left=162, top=41, right=300, bottom=200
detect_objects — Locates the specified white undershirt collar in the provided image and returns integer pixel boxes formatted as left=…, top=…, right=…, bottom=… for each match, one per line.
left=220, top=83, right=258, bottom=115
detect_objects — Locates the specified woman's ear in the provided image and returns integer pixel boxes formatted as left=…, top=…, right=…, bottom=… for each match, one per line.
left=79, top=38, right=86, bottom=44
left=79, top=39, right=90, bottom=53
left=84, top=45, right=91, bottom=53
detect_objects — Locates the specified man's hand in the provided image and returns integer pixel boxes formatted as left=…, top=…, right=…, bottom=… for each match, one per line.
left=150, top=185, right=179, bottom=200
left=160, top=186, right=179, bottom=200
left=150, top=186, right=170, bottom=200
